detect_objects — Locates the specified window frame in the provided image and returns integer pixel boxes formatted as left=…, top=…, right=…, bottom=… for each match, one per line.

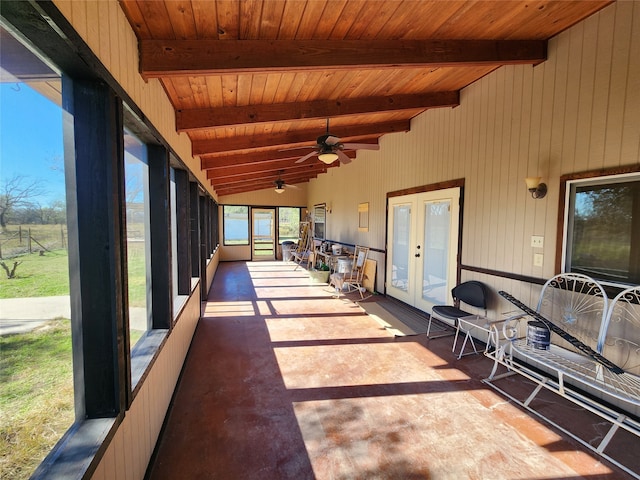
left=223, top=205, right=250, bottom=246
left=559, top=165, right=640, bottom=289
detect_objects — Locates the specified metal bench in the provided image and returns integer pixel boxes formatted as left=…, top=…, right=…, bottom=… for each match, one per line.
left=483, top=273, right=640, bottom=479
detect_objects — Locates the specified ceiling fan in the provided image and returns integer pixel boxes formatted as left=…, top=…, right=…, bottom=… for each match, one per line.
left=292, top=119, right=380, bottom=165
left=273, top=171, right=299, bottom=194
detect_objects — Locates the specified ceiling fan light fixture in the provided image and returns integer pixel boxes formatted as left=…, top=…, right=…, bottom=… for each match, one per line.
left=275, top=186, right=285, bottom=193
left=318, top=152, right=338, bottom=164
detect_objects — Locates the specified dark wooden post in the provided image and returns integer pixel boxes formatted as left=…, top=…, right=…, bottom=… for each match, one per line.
left=63, top=77, right=128, bottom=419
left=148, top=144, right=171, bottom=329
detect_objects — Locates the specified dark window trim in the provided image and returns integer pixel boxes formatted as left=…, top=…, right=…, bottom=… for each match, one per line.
left=175, top=169, right=192, bottom=295
left=556, top=164, right=640, bottom=277
left=148, top=144, right=172, bottom=330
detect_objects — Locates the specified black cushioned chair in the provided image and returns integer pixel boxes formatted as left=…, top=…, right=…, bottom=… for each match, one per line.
left=427, top=281, right=489, bottom=339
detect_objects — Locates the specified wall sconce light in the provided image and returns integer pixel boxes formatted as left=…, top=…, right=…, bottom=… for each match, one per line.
left=318, top=151, right=338, bottom=164
left=525, top=177, right=547, bottom=199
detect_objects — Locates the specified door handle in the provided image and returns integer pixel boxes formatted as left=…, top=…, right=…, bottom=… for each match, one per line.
left=415, top=253, right=420, bottom=257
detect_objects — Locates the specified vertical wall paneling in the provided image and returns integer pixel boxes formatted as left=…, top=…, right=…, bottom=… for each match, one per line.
left=308, top=0, right=638, bottom=310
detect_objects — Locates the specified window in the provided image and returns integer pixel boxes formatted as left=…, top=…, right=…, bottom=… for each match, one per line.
left=0, top=24, right=72, bottom=477
left=223, top=205, right=249, bottom=245
left=124, top=129, right=151, bottom=348
left=565, top=173, right=640, bottom=286
left=278, top=207, right=301, bottom=243
left=313, top=204, right=326, bottom=240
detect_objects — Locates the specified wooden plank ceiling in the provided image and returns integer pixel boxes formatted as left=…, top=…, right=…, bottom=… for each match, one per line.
left=118, top=0, right=611, bottom=197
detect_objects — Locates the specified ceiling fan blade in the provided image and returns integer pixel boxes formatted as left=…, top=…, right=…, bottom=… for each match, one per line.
left=341, top=143, right=380, bottom=150
left=280, top=145, right=316, bottom=152
left=295, top=150, right=318, bottom=164
left=336, top=150, right=352, bottom=164
left=285, top=183, right=301, bottom=189
left=325, top=136, right=341, bottom=146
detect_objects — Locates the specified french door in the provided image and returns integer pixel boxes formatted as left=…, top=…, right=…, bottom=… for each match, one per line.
left=251, top=208, right=276, bottom=261
left=386, top=188, right=461, bottom=312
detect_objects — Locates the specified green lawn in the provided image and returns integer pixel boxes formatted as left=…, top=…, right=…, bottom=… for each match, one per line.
left=0, top=320, right=74, bottom=480
left=0, top=250, right=69, bottom=299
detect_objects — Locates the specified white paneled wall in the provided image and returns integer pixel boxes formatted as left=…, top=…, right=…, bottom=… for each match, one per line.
left=309, top=0, right=639, bottom=313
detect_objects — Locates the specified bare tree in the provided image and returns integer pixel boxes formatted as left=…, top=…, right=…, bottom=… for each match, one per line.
left=0, top=175, right=46, bottom=229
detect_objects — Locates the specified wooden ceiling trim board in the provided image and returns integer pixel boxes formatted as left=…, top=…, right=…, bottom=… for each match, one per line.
left=135, top=0, right=174, bottom=40
left=292, top=71, right=327, bottom=102
left=138, top=39, right=548, bottom=78
left=278, top=0, right=308, bottom=39
left=295, top=1, right=328, bottom=40
left=309, top=1, right=349, bottom=40
left=215, top=0, right=240, bottom=40
left=204, top=75, right=223, bottom=108
left=249, top=73, right=268, bottom=104
left=176, top=92, right=459, bottom=131
left=191, top=1, right=219, bottom=39
left=119, top=1, right=151, bottom=38
left=235, top=73, right=254, bottom=106
left=330, top=0, right=368, bottom=39
left=258, top=1, right=286, bottom=39
left=165, top=1, right=197, bottom=40
left=239, top=0, right=263, bottom=40
left=262, top=73, right=283, bottom=104
left=191, top=120, right=405, bottom=155
left=271, top=72, right=296, bottom=103
left=349, top=1, right=402, bottom=40
left=220, top=74, right=238, bottom=106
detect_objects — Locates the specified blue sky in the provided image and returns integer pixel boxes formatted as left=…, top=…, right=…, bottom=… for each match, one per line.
left=0, top=82, right=65, bottom=205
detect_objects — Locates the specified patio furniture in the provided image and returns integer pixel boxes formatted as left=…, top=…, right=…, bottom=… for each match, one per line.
left=329, top=245, right=370, bottom=298
left=483, top=274, right=640, bottom=479
left=427, top=280, right=489, bottom=339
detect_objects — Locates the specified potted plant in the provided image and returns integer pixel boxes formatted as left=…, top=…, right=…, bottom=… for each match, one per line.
left=309, top=262, right=331, bottom=283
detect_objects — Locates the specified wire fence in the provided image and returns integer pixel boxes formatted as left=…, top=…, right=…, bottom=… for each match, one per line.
left=0, top=225, right=68, bottom=259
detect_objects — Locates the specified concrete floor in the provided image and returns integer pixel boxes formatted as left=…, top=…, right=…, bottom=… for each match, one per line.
left=146, top=261, right=638, bottom=479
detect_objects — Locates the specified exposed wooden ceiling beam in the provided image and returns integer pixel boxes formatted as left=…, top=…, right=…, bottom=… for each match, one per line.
left=213, top=175, right=314, bottom=195
left=206, top=158, right=341, bottom=179
left=208, top=163, right=330, bottom=182
left=201, top=149, right=357, bottom=170
left=140, top=39, right=547, bottom=78
left=191, top=121, right=405, bottom=156
left=177, top=92, right=459, bottom=132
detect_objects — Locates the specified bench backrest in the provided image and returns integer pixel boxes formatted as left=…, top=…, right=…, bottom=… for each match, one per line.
left=536, top=273, right=608, bottom=354
left=600, top=285, right=640, bottom=376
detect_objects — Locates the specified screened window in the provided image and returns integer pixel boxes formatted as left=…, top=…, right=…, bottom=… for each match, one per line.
left=0, top=24, right=72, bottom=477
left=565, top=174, right=640, bottom=286
left=313, top=204, right=326, bottom=240
left=223, top=205, right=249, bottom=245
left=278, top=207, right=301, bottom=243
left=124, top=129, right=151, bottom=348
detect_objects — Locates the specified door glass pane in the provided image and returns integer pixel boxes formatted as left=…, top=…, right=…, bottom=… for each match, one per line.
left=391, top=204, right=411, bottom=292
left=253, top=209, right=274, bottom=259
left=422, top=200, right=450, bottom=304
